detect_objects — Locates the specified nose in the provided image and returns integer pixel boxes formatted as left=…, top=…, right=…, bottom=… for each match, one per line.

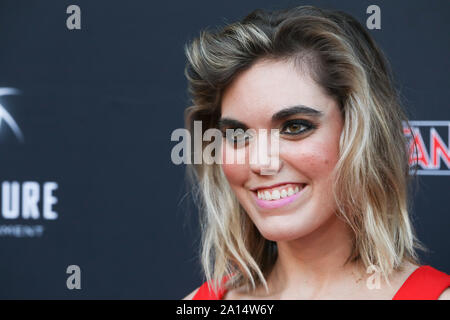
left=249, top=129, right=282, bottom=176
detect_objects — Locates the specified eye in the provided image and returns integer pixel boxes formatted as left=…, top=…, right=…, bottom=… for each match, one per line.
left=223, top=128, right=252, bottom=147
left=281, top=119, right=315, bottom=135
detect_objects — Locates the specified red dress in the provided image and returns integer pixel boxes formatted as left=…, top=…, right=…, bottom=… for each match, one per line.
left=192, top=265, right=450, bottom=300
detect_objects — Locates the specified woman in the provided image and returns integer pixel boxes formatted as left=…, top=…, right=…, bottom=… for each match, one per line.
left=182, top=5, right=450, bottom=299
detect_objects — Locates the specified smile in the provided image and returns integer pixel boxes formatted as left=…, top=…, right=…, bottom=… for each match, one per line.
left=251, top=183, right=307, bottom=209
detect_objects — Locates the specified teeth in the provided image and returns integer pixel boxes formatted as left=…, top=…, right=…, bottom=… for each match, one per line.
left=287, top=187, right=294, bottom=196
left=256, top=184, right=304, bottom=201
left=272, top=190, right=280, bottom=200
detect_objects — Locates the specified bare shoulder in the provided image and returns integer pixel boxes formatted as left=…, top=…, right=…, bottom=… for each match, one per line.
left=401, top=261, right=420, bottom=273
left=438, top=288, right=450, bottom=300
left=389, top=261, right=420, bottom=285
left=397, top=261, right=420, bottom=279
left=182, top=287, right=200, bottom=300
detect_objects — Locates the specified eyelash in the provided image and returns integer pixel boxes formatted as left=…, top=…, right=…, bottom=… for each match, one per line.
left=280, top=119, right=316, bottom=136
left=221, top=119, right=316, bottom=146
left=222, top=129, right=250, bottom=145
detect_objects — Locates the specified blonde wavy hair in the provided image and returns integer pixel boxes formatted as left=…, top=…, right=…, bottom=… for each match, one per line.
left=183, top=5, right=424, bottom=294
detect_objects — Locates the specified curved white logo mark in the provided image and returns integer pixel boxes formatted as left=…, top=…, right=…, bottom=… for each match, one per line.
left=0, top=87, right=23, bottom=142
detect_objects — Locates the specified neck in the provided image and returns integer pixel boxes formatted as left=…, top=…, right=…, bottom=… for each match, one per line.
left=265, top=214, right=363, bottom=296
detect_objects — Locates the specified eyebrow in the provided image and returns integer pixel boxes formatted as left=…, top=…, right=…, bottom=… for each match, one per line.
left=217, top=118, right=248, bottom=130
left=218, top=105, right=324, bottom=129
left=271, top=105, right=324, bottom=122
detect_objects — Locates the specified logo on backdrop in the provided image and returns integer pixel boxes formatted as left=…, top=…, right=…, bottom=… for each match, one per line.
left=0, top=87, right=24, bottom=142
left=404, top=121, right=450, bottom=176
left=0, top=87, right=59, bottom=238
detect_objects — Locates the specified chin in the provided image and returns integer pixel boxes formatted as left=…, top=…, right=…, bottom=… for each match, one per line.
left=252, top=214, right=323, bottom=242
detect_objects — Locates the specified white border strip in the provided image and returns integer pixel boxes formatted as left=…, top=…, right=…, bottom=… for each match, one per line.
left=411, top=170, right=450, bottom=176
left=406, top=121, right=450, bottom=126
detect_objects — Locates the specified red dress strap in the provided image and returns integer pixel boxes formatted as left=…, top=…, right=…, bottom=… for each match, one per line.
left=192, top=266, right=450, bottom=300
left=393, top=265, right=450, bottom=300
left=192, top=276, right=230, bottom=300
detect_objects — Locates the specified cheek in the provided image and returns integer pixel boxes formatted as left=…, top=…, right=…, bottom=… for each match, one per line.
left=221, top=143, right=249, bottom=187
left=221, top=163, right=248, bottom=187
left=282, top=138, right=339, bottom=179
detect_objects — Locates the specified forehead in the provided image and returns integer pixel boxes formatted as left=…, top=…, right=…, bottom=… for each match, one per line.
left=221, top=59, right=335, bottom=120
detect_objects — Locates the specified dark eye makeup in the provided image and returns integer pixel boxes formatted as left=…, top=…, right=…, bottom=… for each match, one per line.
left=223, top=128, right=251, bottom=145
left=280, top=119, right=316, bottom=136
left=220, top=118, right=317, bottom=147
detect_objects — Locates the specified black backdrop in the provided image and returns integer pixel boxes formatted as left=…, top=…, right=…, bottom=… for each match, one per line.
left=0, top=0, right=448, bottom=299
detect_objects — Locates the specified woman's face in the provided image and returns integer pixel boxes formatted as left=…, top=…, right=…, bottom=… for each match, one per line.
left=220, top=59, right=344, bottom=242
